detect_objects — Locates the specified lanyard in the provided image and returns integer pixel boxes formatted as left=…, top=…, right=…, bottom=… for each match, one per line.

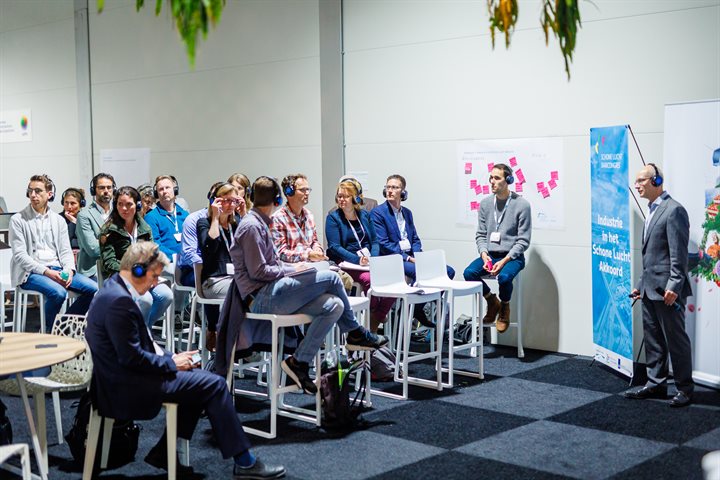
left=219, top=225, right=233, bottom=252
left=493, top=196, right=511, bottom=232
left=348, top=217, right=366, bottom=246
left=164, top=206, right=179, bottom=233
left=288, top=208, right=311, bottom=245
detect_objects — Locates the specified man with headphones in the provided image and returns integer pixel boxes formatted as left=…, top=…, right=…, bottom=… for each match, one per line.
left=85, top=241, right=285, bottom=479
left=231, top=176, right=388, bottom=394
left=9, top=174, right=98, bottom=331
left=372, top=174, right=456, bottom=328
left=626, top=164, right=694, bottom=407
left=145, top=175, right=190, bottom=269
left=76, top=173, right=116, bottom=279
left=271, top=174, right=327, bottom=263
left=463, top=163, right=531, bottom=333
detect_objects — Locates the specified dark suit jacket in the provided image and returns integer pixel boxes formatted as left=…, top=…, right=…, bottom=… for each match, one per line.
left=371, top=201, right=422, bottom=261
left=637, top=193, right=692, bottom=302
left=325, top=208, right=379, bottom=264
left=85, top=273, right=177, bottom=420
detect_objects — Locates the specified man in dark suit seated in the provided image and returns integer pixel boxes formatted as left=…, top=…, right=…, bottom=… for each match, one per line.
left=85, top=241, right=285, bottom=479
left=371, top=174, right=455, bottom=327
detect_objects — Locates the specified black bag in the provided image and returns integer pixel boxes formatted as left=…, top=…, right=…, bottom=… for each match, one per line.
left=320, top=359, right=367, bottom=430
left=0, top=398, right=12, bottom=446
left=65, top=392, right=140, bottom=470
left=370, top=346, right=398, bottom=382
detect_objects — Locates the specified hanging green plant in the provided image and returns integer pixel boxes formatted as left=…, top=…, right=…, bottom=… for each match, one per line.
left=487, top=0, right=583, bottom=80
left=98, top=0, right=226, bottom=68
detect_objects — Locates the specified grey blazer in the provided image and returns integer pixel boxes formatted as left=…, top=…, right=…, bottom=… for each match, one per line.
left=636, top=193, right=692, bottom=302
left=76, top=202, right=108, bottom=277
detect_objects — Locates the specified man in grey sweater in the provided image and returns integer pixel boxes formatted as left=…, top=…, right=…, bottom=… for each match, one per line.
left=463, top=164, right=531, bottom=333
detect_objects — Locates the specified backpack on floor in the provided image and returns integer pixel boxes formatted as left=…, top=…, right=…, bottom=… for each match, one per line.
left=370, top=345, right=398, bottom=382
left=320, top=359, right=367, bottom=430
left=65, top=392, right=140, bottom=470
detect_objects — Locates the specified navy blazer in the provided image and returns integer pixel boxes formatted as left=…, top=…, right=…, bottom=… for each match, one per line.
left=371, top=201, right=422, bottom=261
left=325, top=209, right=379, bottom=264
left=85, top=274, right=177, bottom=420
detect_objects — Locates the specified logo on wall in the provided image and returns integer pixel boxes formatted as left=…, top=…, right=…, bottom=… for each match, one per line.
left=20, top=115, right=28, bottom=130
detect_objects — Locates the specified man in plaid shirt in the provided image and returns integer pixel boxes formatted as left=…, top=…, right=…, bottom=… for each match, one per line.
left=271, top=174, right=328, bottom=262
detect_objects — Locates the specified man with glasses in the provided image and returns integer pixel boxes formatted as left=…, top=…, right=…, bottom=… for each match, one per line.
left=625, top=164, right=694, bottom=408
left=76, top=173, right=115, bottom=279
left=9, top=174, right=97, bottom=331
left=271, top=174, right=328, bottom=263
left=372, top=174, right=455, bottom=328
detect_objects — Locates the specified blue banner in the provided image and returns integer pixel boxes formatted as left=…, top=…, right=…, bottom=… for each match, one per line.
left=590, top=125, right=633, bottom=377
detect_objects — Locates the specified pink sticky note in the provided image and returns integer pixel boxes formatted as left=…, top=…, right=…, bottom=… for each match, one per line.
left=550, top=171, right=559, bottom=180
left=487, top=162, right=495, bottom=172
left=474, top=185, right=483, bottom=195
left=470, top=179, right=478, bottom=188
left=537, top=182, right=545, bottom=191
left=548, top=179, right=557, bottom=189
left=482, top=185, right=490, bottom=195
left=515, top=183, right=524, bottom=193
left=515, top=169, right=525, bottom=183
left=540, top=188, right=550, bottom=198
left=509, top=157, right=517, bottom=167
left=470, top=201, right=479, bottom=211
left=464, top=162, right=472, bottom=174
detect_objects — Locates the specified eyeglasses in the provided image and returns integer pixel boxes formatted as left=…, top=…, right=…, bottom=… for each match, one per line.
left=220, top=198, right=239, bottom=205
left=26, top=188, right=47, bottom=196
left=385, top=185, right=402, bottom=191
left=336, top=194, right=351, bottom=200
left=296, top=187, right=312, bottom=194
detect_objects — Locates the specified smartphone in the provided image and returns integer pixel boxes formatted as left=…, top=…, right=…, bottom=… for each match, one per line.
left=191, top=352, right=202, bottom=365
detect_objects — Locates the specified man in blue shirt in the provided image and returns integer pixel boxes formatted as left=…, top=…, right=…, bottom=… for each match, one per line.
left=145, top=175, right=189, bottom=269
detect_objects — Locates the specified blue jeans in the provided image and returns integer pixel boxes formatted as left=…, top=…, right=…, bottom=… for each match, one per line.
left=463, top=254, right=525, bottom=301
left=20, top=268, right=98, bottom=331
left=138, top=283, right=175, bottom=327
left=251, top=270, right=360, bottom=363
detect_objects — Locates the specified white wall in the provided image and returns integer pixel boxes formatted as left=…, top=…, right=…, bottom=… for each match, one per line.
left=0, top=0, right=79, bottom=212
left=343, top=0, right=720, bottom=355
left=88, top=0, right=322, bottom=213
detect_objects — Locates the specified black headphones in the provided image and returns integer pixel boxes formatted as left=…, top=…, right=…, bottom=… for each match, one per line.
left=26, top=175, right=56, bottom=202
left=208, top=182, right=233, bottom=208
left=90, top=173, right=116, bottom=196
left=153, top=175, right=180, bottom=199
left=131, top=247, right=160, bottom=278
left=648, top=163, right=663, bottom=187
left=61, top=188, right=86, bottom=208
left=114, top=187, right=143, bottom=212
left=382, top=186, right=408, bottom=202
left=249, top=176, right=283, bottom=207
left=490, top=164, right=515, bottom=185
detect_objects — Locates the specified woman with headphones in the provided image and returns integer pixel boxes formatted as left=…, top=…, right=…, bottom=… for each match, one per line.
left=196, top=183, right=243, bottom=350
left=326, top=180, right=396, bottom=332
left=60, top=187, right=86, bottom=249
left=98, top=186, right=174, bottom=327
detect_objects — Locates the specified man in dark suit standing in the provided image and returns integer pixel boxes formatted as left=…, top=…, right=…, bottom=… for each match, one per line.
left=626, top=164, right=694, bottom=408
left=371, top=174, right=455, bottom=327
left=85, top=241, right=285, bottom=478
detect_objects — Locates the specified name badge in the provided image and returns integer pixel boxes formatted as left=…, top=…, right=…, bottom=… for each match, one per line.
left=174, top=232, right=182, bottom=242
left=357, top=247, right=371, bottom=258
left=490, top=232, right=501, bottom=243
left=399, top=239, right=411, bottom=251
left=226, top=263, right=235, bottom=275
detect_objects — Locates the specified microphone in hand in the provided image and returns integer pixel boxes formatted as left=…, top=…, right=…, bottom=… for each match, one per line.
left=655, top=287, right=682, bottom=312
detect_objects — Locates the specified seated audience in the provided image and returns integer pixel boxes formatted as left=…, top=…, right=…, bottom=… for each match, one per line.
left=233, top=177, right=388, bottom=394
left=371, top=174, right=455, bottom=328
left=85, top=241, right=285, bottom=479
left=99, top=186, right=173, bottom=328
left=196, top=183, right=243, bottom=350
left=9, top=174, right=97, bottom=331
left=60, top=187, right=85, bottom=249
left=76, top=173, right=115, bottom=279
left=326, top=180, right=396, bottom=331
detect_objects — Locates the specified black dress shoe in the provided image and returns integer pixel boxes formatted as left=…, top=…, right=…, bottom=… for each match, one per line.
left=624, top=385, right=668, bottom=400
left=669, top=391, right=692, bottom=408
left=233, top=459, right=286, bottom=479
left=144, top=448, right=195, bottom=478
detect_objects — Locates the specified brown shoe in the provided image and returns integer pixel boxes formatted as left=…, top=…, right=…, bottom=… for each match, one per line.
left=496, top=301, right=510, bottom=333
left=205, top=330, right=217, bottom=352
left=482, top=294, right=501, bottom=325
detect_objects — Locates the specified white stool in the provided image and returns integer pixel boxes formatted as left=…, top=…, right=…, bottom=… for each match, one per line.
left=0, top=443, right=32, bottom=480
